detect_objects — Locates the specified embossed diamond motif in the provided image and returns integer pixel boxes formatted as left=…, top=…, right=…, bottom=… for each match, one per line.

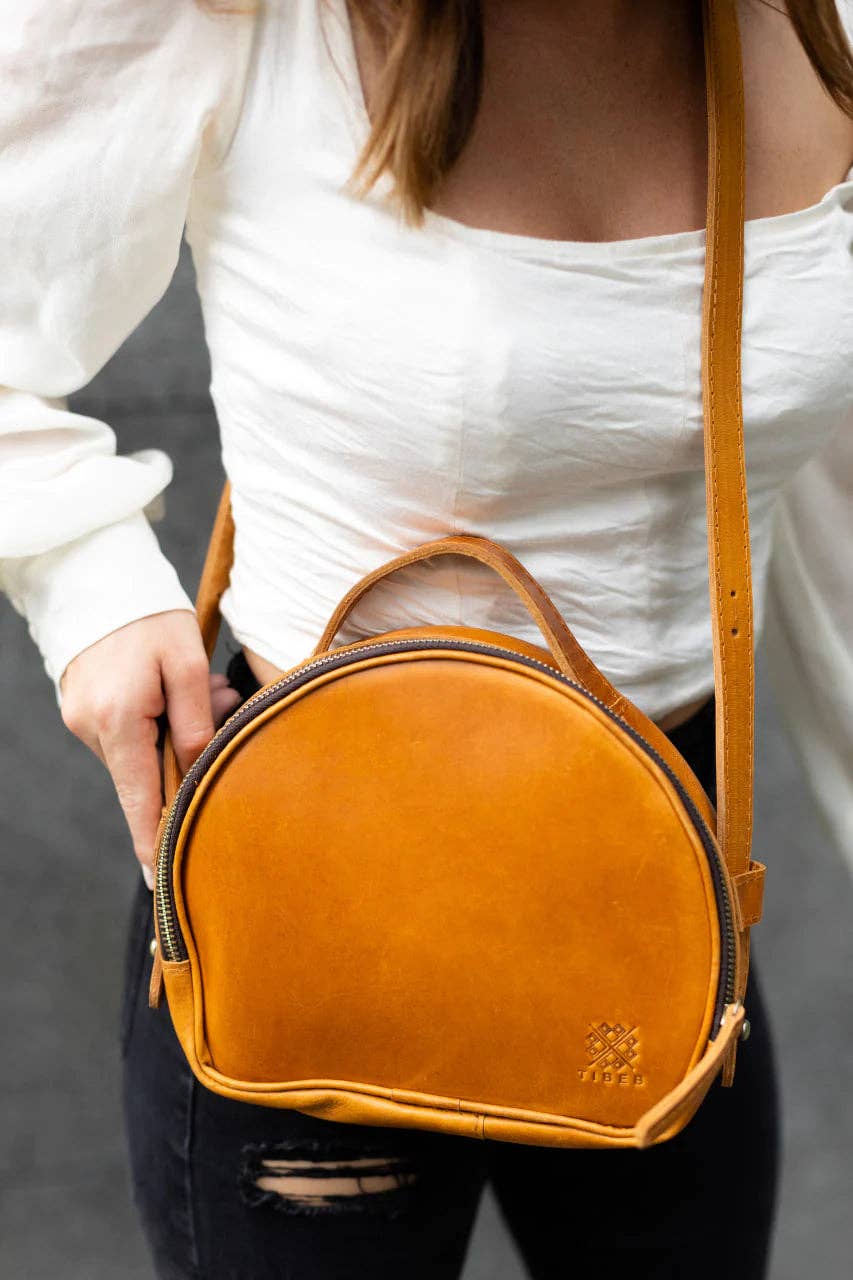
left=585, top=1021, right=641, bottom=1070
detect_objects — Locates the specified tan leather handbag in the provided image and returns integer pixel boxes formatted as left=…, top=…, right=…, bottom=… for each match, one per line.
left=149, top=0, right=766, bottom=1150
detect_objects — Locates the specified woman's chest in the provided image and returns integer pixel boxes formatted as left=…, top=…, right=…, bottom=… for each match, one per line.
left=350, top=0, right=853, bottom=242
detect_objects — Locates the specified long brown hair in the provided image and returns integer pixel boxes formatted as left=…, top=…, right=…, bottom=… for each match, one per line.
left=200, top=1, right=853, bottom=223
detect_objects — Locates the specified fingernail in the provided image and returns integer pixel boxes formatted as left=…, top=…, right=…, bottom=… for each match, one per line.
left=142, top=865, right=154, bottom=891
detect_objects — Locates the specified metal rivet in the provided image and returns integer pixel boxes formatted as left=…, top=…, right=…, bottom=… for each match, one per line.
left=149, top=937, right=158, bottom=957
left=740, top=1018, right=751, bottom=1042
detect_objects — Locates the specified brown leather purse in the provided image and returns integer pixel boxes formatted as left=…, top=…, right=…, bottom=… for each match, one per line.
left=149, top=0, right=766, bottom=1149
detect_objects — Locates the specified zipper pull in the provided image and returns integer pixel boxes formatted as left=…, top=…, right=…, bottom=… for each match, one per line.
left=148, top=938, right=164, bottom=1009
left=148, top=801, right=169, bottom=1010
left=153, top=803, right=170, bottom=860
left=719, top=998, right=750, bottom=1086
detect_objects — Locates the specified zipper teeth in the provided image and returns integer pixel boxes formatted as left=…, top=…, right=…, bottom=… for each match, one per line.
left=155, top=638, right=735, bottom=1024
left=155, top=809, right=181, bottom=959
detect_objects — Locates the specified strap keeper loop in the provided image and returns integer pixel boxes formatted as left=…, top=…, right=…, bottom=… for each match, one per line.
left=732, top=859, right=766, bottom=929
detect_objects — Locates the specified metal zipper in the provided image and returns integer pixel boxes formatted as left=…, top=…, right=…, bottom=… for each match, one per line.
left=155, top=637, right=736, bottom=1031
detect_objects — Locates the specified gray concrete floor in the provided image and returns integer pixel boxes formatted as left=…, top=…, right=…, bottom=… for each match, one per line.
left=1, top=245, right=851, bottom=1279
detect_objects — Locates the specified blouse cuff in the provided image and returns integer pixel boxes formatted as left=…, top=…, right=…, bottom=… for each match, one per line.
left=1, top=511, right=196, bottom=708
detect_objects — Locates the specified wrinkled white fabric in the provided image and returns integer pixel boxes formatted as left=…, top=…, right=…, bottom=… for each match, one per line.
left=763, top=425, right=853, bottom=867
left=1, top=0, right=852, bottom=867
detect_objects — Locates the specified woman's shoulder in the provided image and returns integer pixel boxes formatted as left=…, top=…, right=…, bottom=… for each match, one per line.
left=2, top=1, right=255, bottom=113
left=6, top=0, right=221, bottom=57
left=0, top=0, right=257, bottom=395
left=740, top=0, right=853, bottom=210
left=1, top=0, right=258, bottom=174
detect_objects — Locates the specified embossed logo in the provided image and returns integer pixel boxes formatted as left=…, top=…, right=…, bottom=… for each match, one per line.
left=578, top=1022, right=645, bottom=1086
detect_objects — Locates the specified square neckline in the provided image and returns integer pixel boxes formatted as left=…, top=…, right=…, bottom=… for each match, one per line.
left=326, top=0, right=853, bottom=260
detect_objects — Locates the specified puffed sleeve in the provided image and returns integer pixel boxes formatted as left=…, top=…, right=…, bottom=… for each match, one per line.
left=0, top=0, right=255, bottom=706
left=763, top=418, right=853, bottom=873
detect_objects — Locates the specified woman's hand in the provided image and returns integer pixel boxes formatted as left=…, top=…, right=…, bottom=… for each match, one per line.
left=58, top=610, right=242, bottom=887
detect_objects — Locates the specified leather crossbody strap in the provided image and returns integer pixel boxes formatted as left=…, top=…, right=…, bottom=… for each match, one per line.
left=699, top=0, right=753, bottom=884
left=183, top=0, right=753, bottom=882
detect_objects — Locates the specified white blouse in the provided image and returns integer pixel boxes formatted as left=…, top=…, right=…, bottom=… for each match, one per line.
left=2, top=1, right=852, bottom=866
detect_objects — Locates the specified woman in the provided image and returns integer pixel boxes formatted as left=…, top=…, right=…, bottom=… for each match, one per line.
left=3, top=0, right=852, bottom=1276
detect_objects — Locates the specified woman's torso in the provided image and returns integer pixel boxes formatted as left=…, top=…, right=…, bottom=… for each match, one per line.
left=183, top=0, right=853, bottom=724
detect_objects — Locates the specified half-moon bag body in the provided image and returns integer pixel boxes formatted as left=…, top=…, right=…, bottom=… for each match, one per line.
left=150, top=0, right=766, bottom=1150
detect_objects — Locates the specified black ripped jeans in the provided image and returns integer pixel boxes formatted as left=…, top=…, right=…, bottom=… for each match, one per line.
left=122, top=648, right=780, bottom=1280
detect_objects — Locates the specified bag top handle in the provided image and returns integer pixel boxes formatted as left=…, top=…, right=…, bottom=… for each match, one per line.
left=175, top=0, right=753, bottom=885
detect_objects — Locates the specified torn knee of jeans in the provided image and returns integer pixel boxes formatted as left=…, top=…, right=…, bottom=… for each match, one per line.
left=239, top=1139, right=419, bottom=1217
